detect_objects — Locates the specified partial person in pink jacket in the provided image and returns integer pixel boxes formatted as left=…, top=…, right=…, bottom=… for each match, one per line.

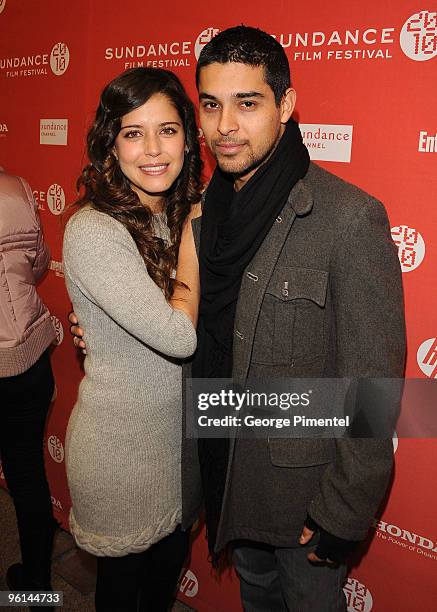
left=0, top=169, right=57, bottom=603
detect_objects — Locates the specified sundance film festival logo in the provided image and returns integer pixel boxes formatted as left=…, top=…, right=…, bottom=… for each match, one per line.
left=391, top=225, right=425, bottom=272
left=300, top=124, right=353, bottom=163
left=343, top=579, right=373, bottom=612
left=33, top=183, right=65, bottom=214
left=179, top=569, right=198, bottom=598
left=0, top=0, right=6, bottom=15
left=195, top=27, right=220, bottom=60
left=105, top=39, right=191, bottom=70
left=0, top=122, right=7, bottom=137
left=0, top=42, right=70, bottom=78
left=50, top=43, right=70, bottom=75
left=47, top=183, right=65, bottom=214
left=275, top=25, right=396, bottom=63
left=417, top=338, right=437, bottom=379
left=51, top=316, right=64, bottom=346
left=47, top=435, right=64, bottom=463
left=400, top=11, right=437, bottom=61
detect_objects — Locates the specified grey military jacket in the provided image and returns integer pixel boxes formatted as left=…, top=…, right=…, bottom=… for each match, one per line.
left=182, top=162, right=405, bottom=551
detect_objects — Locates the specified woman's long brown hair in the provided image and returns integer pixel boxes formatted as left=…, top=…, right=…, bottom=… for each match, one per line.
left=73, top=68, right=203, bottom=299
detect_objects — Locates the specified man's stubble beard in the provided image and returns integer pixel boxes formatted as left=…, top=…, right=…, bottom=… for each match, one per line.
left=213, top=126, right=283, bottom=180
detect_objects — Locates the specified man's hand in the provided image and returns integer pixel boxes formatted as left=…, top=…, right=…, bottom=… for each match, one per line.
left=299, top=523, right=334, bottom=564
left=68, top=311, right=87, bottom=354
left=299, top=515, right=359, bottom=564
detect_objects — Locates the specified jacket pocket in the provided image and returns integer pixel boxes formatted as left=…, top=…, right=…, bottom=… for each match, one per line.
left=252, top=266, right=328, bottom=365
left=268, top=438, right=335, bottom=468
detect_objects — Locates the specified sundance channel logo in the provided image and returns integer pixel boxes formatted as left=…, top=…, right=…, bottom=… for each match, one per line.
left=40, top=119, right=68, bottom=146
left=300, top=124, right=353, bottom=163
left=0, top=42, right=70, bottom=79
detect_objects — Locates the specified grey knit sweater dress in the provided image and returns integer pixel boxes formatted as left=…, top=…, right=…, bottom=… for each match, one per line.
left=63, top=207, right=197, bottom=557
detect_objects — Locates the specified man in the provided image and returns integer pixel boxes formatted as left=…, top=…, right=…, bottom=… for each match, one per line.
left=72, top=26, right=405, bottom=611
left=185, top=25, right=405, bottom=611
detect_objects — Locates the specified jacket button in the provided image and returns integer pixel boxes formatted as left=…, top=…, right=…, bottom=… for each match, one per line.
left=246, top=272, right=258, bottom=282
left=235, top=330, right=244, bottom=340
left=276, top=215, right=282, bottom=223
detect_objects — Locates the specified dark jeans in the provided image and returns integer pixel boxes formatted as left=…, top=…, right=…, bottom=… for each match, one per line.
left=95, top=524, right=191, bottom=612
left=0, top=349, right=56, bottom=587
left=233, top=539, right=347, bottom=612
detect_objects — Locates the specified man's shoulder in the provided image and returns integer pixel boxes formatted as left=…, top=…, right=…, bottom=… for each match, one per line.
left=305, top=163, right=380, bottom=209
left=301, top=163, right=390, bottom=238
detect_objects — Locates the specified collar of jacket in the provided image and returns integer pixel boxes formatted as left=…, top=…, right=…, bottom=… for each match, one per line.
left=191, top=173, right=314, bottom=381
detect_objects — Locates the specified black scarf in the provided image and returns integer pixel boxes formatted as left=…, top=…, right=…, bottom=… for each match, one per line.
left=192, top=120, right=310, bottom=559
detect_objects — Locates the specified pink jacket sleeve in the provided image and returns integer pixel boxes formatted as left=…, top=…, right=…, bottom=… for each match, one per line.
left=19, top=177, right=51, bottom=282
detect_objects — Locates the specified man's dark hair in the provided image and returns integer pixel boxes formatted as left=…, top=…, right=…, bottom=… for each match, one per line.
left=196, top=25, right=291, bottom=105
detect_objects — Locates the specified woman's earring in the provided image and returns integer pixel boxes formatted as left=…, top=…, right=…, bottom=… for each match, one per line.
left=184, top=145, right=189, bottom=155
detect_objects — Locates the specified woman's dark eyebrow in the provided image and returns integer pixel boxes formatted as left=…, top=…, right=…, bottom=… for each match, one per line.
left=120, top=121, right=181, bottom=129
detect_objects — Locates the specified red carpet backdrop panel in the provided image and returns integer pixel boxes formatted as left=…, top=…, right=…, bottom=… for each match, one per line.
left=0, top=1, right=436, bottom=610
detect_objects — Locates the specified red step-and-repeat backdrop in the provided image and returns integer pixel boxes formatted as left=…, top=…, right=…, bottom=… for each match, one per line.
left=1, top=1, right=436, bottom=610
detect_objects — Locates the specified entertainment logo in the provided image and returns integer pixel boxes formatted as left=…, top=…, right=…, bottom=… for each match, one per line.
left=0, top=122, right=7, bottom=137
left=418, top=130, right=437, bottom=152
left=0, top=42, right=70, bottom=78
left=49, top=261, right=64, bottom=278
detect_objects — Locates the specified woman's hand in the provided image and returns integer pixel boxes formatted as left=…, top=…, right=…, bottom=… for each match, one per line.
left=170, top=203, right=201, bottom=327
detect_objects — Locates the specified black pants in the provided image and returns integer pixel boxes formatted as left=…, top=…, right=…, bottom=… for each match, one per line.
left=0, top=349, right=56, bottom=587
left=95, top=525, right=191, bottom=612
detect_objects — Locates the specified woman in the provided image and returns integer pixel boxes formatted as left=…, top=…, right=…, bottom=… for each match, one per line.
left=63, top=68, right=201, bottom=611
left=0, top=169, right=56, bottom=601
